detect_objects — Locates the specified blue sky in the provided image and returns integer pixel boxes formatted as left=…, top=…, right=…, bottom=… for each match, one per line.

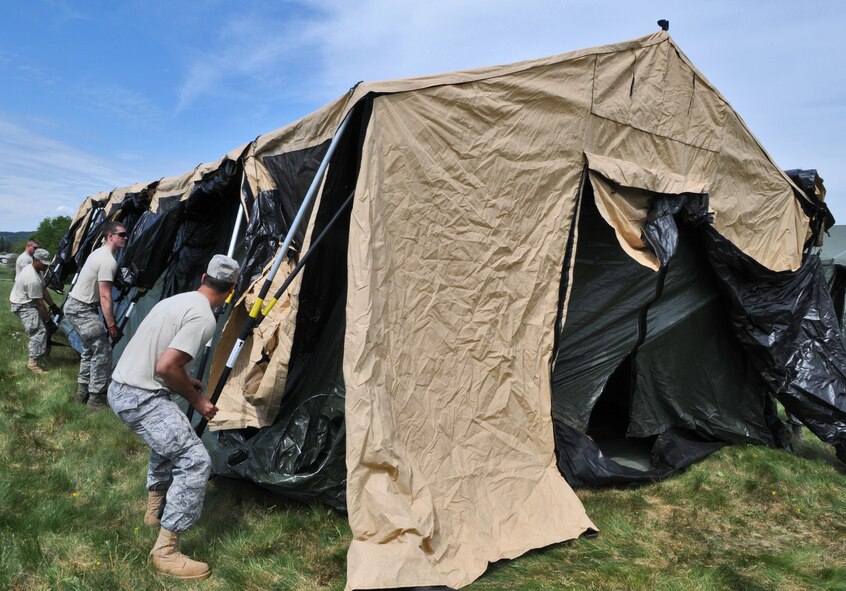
left=1, top=0, right=843, bottom=231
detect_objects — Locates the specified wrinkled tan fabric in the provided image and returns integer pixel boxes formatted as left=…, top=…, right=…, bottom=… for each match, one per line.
left=585, top=154, right=710, bottom=269
left=344, top=74, right=597, bottom=589
left=209, top=257, right=299, bottom=430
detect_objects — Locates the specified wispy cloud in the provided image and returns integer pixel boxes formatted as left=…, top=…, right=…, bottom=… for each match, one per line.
left=1, top=47, right=165, bottom=129
left=73, top=83, right=166, bottom=129
left=176, top=9, right=320, bottom=111
left=0, top=117, right=145, bottom=230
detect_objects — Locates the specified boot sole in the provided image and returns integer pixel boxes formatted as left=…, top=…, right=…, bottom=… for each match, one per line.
left=153, top=568, right=211, bottom=580
left=171, top=571, right=211, bottom=580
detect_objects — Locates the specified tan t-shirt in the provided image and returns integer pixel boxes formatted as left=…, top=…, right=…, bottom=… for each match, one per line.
left=112, top=291, right=216, bottom=391
left=10, top=264, right=44, bottom=305
left=15, top=251, right=32, bottom=277
left=69, top=245, right=117, bottom=305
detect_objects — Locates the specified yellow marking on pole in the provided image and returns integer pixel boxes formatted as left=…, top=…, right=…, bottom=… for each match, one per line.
left=249, top=298, right=264, bottom=318
left=261, top=297, right=278, bottom=317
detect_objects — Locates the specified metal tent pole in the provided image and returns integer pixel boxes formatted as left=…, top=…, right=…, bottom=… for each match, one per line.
left=186, top=203, right=248, bottom=420
left=194, top=112, right=353, bottom=436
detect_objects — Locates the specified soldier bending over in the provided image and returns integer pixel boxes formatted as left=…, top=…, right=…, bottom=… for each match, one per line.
left=107, top=254, right=238, bottom=580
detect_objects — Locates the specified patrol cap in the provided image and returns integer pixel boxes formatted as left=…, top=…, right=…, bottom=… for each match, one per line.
left=33, top=248, right=51, bottom=264
left=207, top=254, right=239, bottom=283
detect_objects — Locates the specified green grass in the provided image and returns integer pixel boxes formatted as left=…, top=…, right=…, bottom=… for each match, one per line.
left=1, top=276, right=845, bottom=590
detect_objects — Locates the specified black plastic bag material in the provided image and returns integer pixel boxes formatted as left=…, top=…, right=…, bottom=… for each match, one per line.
left=784, top=168, right=834, bottom=246
left=206, top=294, right=348, bottom=512
left=116, top=202, right=186, bottom=292
left=108, top=190, right=153, bottom=271
left=46, top=197, right=110, bottom=291
left=235, top=141, right=330, bottom=300
left=552, top=186, right=779, bottom=487
left=704, top=227, right=846, bottom=463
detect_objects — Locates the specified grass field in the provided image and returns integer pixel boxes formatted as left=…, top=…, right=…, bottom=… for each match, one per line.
left=0, top=276, right=844, bottom=590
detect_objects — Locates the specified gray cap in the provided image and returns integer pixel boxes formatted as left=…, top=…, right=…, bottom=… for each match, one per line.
left=207, top=254, right=239, bottom=283
left=33, top=248, right=51, bottom=264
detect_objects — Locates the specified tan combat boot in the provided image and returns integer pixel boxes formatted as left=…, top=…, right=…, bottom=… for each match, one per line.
left=150, top=527, right=211, bottom=580
left=144, top=490, right=166, bottom=527
left=26, top=359, right=47, bottom=374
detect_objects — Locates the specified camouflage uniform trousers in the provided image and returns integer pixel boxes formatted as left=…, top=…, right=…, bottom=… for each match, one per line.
left=11, top=303, right=47, bottom=360
left=63, top=296, right=112, bottom=394
left=107, top=381, right=211, bottom=533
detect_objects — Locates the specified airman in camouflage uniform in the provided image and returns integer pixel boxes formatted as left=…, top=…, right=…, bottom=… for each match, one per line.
left=10, top=248, right=52, bottom=373
left=108, top=254, right=238, bottom=580
left=63, top=222, right=127, bottom=409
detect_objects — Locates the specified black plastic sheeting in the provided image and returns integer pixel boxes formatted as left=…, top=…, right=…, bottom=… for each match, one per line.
left=704, top=228, right=846, bottom=463
left=107, top=190, right=154, bottom=272
left=234, top=142, right=330, bottom=300
left=785, top=168, right=834, bottom=246
left=829, top=264, right=846, bottom=330
left=116, top=159, right=242, bottom=296
left=207, top=297, right=348, bottom=512
left=115, top=198, right=185, bottom=292
left=160, top=195, right=240, bottom=298
left=554, top=424, right=727, bottom=488
left=46, top=196, right=110, bottom=291
left=551, top=187, right=783, bottom=487
left=207, top=101, right=371, bottom=512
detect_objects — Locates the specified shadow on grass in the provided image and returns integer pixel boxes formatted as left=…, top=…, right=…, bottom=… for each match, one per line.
left=792, top=439, right=846, bottom=475
left=202, top=475, right=332, bottom=533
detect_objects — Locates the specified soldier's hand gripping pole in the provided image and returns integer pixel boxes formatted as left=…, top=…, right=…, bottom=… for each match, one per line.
left=194, top=112, right=353, bottom=437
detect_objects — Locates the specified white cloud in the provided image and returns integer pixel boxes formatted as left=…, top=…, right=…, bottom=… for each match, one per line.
left=74, top=83, right=166, bottom=129
left=175, top=9, right=320, bottom=111
left=0, top=118, right=145, bottom=230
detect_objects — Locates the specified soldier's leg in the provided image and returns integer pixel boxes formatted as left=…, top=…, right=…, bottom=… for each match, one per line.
left=87, top=334, right=113, bottom=394
left=117, top=396, right=211, bottom=533
left=64, top=299, right=95, bottom=389
left=72, top=304, right=110, bottom=408
left=21, top=307, right=48, bottom=360
left=145, top=450, right=174, bottom=527
left=110, top=388, right=212, bottom=577
left=147, top=449, right=174, bottom=492
left=78, top=347, right=93, bottom=386
left=158, top=413, right=211, bottom=533
left=14, top=305, right=48, bottom=371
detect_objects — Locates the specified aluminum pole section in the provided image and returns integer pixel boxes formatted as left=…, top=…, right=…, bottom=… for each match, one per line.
left=194, top=189, right=355, bottom=436
left=186, top=202, right=249, bottom=419
left=194, top=111, right=353, bottom=434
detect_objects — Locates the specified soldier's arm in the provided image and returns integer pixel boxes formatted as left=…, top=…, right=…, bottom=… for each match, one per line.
left=155, top=348, right=218, bottom=421
left=42, top=288, right=57, bottom=310
left=33, top=298, right=49, bottom=322
left=98, top=281, right=116, bottom=328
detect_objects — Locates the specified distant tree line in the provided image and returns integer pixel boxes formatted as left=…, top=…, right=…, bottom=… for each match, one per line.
left=0, top=216, right=71, bottom=254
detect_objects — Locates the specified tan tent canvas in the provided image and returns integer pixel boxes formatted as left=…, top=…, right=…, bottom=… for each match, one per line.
left=198, top=30, right=813, bottom=590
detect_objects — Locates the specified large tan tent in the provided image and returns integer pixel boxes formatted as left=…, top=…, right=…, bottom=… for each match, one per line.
left=51, top=29, right=846, bottom=591
left=200, top=31, right=820, bottom=590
